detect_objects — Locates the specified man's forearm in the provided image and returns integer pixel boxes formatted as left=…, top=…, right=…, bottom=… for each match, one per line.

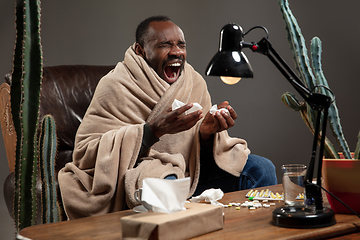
left=138, top=123, right=160, bottom=159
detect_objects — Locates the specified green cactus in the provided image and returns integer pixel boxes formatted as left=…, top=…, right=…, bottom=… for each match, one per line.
left=11, top=0, right=61, bottom=231
left=310, top=37, right=353, bottom=159
left=355, top=132, right=360, bottom=159
left=12, top=0, right=43, bottom=231
left=39, top=115, right=61, bottom=223
left=278, top=0, right=359, bottom=159
left=281, top=92, right=339, bottom=158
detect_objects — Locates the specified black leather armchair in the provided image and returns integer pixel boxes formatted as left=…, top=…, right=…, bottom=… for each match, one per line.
left=1, top=65, right=115, bottom=222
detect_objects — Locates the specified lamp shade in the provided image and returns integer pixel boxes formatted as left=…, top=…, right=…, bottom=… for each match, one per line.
left=205, top=23, right=254, bottom=78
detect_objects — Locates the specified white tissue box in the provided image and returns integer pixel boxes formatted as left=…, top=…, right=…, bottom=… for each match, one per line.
left=121, top=202, right=223, bottom=240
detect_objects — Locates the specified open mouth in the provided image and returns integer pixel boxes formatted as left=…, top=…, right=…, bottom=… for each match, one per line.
left=164, top=62, right=181, bottom=83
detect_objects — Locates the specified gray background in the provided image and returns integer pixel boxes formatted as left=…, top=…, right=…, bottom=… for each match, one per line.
left=1, top=0, right=359, bottom=238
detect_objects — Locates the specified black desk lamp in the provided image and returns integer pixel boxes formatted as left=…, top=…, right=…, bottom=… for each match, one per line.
left=206, top=23, right=336, bottom=228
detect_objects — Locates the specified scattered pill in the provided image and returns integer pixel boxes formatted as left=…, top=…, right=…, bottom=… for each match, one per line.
left=224, top=189, right=282, bottom=210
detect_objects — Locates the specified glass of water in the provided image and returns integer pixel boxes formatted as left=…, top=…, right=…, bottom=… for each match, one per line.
left=282, top=164, right=307, bottom=206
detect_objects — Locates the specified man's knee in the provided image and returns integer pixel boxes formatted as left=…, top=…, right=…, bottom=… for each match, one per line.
left=246, top=154, right=277, bottom=186
left=248, top=154, right=274, bottom=169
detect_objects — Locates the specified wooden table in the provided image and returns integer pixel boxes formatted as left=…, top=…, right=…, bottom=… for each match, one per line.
left=18, top=184, right=360, bottom=239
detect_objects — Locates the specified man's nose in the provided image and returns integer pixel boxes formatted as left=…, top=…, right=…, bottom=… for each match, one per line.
left=169, top=45, right=185, bottom=57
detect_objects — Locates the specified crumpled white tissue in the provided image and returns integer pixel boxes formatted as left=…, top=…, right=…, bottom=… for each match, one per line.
left=141, top=177, right=190, bottom=214
left=209, top=104, right=230, bottom=115
left=189, top=188, right=224, bottom=206
left=172, top=99, right=202, bottom=115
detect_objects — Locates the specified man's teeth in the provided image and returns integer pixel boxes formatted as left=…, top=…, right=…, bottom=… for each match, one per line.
left=169, top=63, right=181, bottom=67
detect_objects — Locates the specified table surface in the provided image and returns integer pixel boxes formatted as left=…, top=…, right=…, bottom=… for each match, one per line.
left=18, top=184, right=360, bottom=240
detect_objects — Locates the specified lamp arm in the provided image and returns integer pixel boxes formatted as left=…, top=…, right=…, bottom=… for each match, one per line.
left=244, top=37, right=333, bottom=110
left=243, top=37, right=333, bottom=210
left=243, top=38, right=313, bottom=105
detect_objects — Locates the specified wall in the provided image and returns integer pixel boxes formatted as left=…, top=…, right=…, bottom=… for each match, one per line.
left=1, top=0, right=359, bottom=237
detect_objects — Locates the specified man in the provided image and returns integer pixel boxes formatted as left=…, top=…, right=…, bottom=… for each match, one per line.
left=58, top=16, right=277, bottom=220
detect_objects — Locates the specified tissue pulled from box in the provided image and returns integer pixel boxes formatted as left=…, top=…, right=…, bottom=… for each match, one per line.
left=172, top=99, right=202, bottom=115
left=210, top=104, right=230, bottom=115
left=189, top=188, right=224, bottom=206
left=141, top=177, right=190, bottom=214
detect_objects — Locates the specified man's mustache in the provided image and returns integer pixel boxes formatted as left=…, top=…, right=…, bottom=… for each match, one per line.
left=166, top=56, right=184, bottom=62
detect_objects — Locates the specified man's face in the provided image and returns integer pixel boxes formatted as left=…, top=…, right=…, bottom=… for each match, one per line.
left=138, top=21, right=187, bottom=84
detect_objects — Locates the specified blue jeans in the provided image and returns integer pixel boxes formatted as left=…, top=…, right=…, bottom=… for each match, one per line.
left=192, top=154, right=277, bottom=196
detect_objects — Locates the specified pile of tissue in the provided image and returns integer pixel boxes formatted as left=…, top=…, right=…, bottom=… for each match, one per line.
left=190, top=188, right=224, bottom=206
left=138, top=178, right=225, bottom=213
left=172, top=99, right=202, bottom=115
left=172, top=99, right=230, bottom=116
left=210, top=104, right=230, bottom=115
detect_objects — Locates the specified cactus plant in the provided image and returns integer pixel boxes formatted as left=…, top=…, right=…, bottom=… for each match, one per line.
left=11, top=0, right=61, bottom=232
left=278, top=0, right=360, bottom=159
left=12, top=0, right=43, bottom=231
left=39, top=115, right=61, bottom=223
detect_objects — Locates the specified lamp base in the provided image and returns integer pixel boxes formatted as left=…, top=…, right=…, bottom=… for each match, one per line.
left=272, top=206, right=336, bottom=228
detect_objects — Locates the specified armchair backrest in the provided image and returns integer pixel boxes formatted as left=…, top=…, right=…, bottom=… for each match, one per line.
left=1, top=65, right=115, bottom=172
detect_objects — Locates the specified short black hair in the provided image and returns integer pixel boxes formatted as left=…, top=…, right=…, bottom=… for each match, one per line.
left=136, top=15, right=171, bottom=47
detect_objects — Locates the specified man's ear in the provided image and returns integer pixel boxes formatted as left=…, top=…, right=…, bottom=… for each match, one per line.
left=134, top=43, right=145, bottom=58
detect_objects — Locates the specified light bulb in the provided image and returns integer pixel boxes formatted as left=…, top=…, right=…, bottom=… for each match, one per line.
left=220, top=76, right=241, bottom=85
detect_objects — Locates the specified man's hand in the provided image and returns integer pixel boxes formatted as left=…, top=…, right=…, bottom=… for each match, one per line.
left=149, top=103, right=203, bottom=138
left=199, top=101, right=237, bottom=141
